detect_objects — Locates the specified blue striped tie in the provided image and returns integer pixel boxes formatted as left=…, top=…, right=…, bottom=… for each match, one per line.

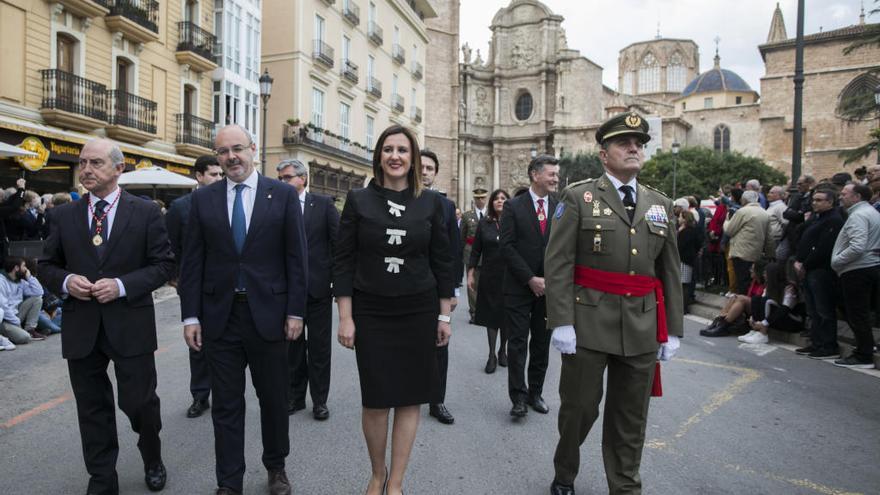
left=232, top=184, right=246, bottom=290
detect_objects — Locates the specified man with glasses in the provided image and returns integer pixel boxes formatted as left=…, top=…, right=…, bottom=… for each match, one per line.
left=180, top=125, right=308, bottom=495
left=793, top=187, right=844, bottom=360
left=39, top=138, right=174, bottom=494
left=277, top=159, right=339, bottom=420
left=166, top=155, right=224, bottom=419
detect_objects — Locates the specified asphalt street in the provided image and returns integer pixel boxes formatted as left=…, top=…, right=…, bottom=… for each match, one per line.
left=1, top=292, right=879, bottom=495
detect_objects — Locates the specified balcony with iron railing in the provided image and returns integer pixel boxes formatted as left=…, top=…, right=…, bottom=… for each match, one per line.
left=106, top=90, right=157, bottom=144
left=55, top=0, right=110, bottom=18
left=392, top=44, right=406, bottom=65
left=39, top=69, right=107, bottom=132
left=342, top=2, right=360, bottom=26
left=313, top=40, right=335, bottom=69
left=368, top=22, right=383, bottom=46
left=367, top=77, right=382, bottom=99
left=176, top=22, right=218, bottom=72
left=283, top=123, right=371, bottom=166
left=411, top=61, right=423, bottom=81
left=105, top=0, right=160, bottom=44
left=341, top=59, right=359, bottom=84
left=175, top=113, right=215, bottom=157
left=411, top=106, right=422, bottom=124
left=392, top=94, right=405, bottom=113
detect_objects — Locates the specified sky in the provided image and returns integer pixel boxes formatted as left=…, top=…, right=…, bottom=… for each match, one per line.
left=458, top=0, right=873, bottom=93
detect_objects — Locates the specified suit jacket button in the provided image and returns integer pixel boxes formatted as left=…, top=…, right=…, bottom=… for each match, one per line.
left=631, top=248, right=638, bottom=255
left=575, top=296, right=580, bottom=302
left=625, top=292, right=631, bottom=297
left=595, top=224, right=602, bottom=229
left=629, top=271, right=635, bottom=275
left=630, top=228, right=636, bottom=234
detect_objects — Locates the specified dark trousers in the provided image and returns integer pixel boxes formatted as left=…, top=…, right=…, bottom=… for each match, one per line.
left=553, top=349, right=655, bottom=494
left=205, top=300, right=290, bottom=492
left=732, top=257, right=753, bottom=295
left=804, top=268, right=839, bottom=352
left=189, top=346, right=211, bottom=401
left=67, top=327, right=162, bottom=495
left=840, top=266, right=880, bottom=361
left=504, top=293, right=550, bottom=404
left=289, top=295, right=332, bottom=406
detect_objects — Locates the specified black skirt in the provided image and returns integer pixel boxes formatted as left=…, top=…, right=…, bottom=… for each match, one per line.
left=352, top=289, right=440, bottom=408
left=474, top=264, right=505, bottom=329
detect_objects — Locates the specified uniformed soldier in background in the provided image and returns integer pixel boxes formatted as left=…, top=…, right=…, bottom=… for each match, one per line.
left=544, top=112, right=683, bottom=495
left=461, top=187, right=488, bottom=324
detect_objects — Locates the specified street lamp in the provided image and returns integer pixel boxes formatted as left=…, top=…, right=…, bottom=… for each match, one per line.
left=671, top=140, right=680, bottom=199
left=259, top=68, right=274, bottom=170
left=530, top=145, right=537, bottom=159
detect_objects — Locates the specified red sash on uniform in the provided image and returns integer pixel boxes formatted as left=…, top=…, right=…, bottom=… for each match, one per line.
left=465, top=236, right=475, bottom=245
left=573, top=265, right=668, bottom=397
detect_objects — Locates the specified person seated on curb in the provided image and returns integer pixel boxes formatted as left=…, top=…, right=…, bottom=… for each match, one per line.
left=700, top=259, right=767, bottom=337
left=739, top=260, right=805, bottom=344
left=0, top=256, right=46, bottom=343
left=25, top=258, right=62, bottom=335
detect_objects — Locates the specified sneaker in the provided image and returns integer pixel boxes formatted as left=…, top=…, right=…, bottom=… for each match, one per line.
left=808, top=349, right=840, bottom=360
left=833, top=355, right=874, bottom=369
left=738, top=330, right=757, bottom=342
left=742, top=332, right=769, bottom=345
left=0, top=336, right=16, bottom=351
left=27, top=329, right=45, bottom=341
left=795, top=345, right=815, bottom=355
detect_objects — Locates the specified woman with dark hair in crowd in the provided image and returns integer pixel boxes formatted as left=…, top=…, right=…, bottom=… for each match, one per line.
left=739, top=260, right=805, bottom=344
left=676, top=200, right=700, bottom=313
left=700, top=259, right=767, bottom=337
left=334, top=124, right=453, bottom=495
left=468, top=188, right=510, bottom=373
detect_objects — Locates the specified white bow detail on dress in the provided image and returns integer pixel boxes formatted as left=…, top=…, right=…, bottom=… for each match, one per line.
left=386, top=229, right=407, bottom=245
left=384, top=257, right=404, bottom=273
left=387, top=200, right=406, bottom=217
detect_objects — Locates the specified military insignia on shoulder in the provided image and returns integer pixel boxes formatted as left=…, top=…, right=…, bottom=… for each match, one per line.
left=641, top=183, right=670, bottom=199
left=564, top=178, right=594, bottom=192
left=554, top=202, right=566, bottom=219
left=625, top=113, right=642, bottom=128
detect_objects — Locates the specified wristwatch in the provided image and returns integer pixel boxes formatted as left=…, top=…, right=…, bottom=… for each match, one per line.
left=437, top=314, right=451, bottom=323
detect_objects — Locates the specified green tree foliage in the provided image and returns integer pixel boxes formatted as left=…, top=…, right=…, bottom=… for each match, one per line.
left=639, top=147, right=788, bottom=199
left=839, top=1, right=880, bottom=163
left=558, top=151, right=604, bottom=189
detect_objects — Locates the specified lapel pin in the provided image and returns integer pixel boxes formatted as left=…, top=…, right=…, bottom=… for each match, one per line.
left=267, top=194, right=272, bottom=199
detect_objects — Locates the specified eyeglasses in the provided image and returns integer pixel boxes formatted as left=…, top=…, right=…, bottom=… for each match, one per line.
left=279, top=175, right=299, bottom=181
left=213, top=144, right=250, bottom=156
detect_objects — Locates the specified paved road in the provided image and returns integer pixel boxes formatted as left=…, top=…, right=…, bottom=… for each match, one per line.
left=1, top=293, right=878, bottom=495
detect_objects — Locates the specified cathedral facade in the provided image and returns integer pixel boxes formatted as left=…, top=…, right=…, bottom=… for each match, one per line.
left=451, top=0, right=879, bottom=206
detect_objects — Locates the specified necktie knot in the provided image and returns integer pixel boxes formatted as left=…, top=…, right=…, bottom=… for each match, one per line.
left=537, top=198, right=544, bottom=207
left=234, top=183, right=246, bottom=195
left=94, top=199, right=108, bottom=216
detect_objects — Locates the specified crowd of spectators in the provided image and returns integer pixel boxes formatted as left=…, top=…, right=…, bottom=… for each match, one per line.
left=687, top=164, right=880, bottom=368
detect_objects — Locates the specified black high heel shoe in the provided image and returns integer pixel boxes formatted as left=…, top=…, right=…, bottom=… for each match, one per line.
left=383, top=467, right=388, bottom=494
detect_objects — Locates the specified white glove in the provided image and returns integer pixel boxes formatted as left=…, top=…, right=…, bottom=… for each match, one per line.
left=657, top=335, right=680, bottom=361
left=551, top=325, right=577, bottom=354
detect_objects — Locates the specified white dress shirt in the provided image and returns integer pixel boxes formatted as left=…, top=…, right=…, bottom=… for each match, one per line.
left=528, top=187, right=549, bottom=214
left=63, top=187, right=126, bottom=297
left=298, top=189, right=307, bottom=214
left=226, top=170, right=259, bottom=230
left=605, top=174, right=638, bottom=204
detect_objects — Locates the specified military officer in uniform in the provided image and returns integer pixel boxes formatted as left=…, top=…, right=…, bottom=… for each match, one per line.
left=544, top=112, right=683, bottom=495
left=461, top=188, right=488, bottom=324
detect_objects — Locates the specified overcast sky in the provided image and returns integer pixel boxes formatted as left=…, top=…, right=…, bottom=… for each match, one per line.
left=459, top=0, right=873, bottom=93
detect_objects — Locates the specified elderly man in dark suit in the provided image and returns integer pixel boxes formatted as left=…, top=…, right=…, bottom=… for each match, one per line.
left=165, top=155, right=224, bottom=419
left=39, top=138, right=174, bottom=494
left=500, top=154, right=559, bottom=418
left=277, top=159, right=339, bottom=420
left=180, top=124, right=308, bottom=495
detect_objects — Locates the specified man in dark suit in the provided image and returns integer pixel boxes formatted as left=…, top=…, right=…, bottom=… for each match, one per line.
left=277, top=159, right=339, bottom=421
left=39, top=138, right=174, bottom=494
left=180, top=124, right=307, bottom=495
left=420, top=149, right=462, bottom=425
left=500, top=154, right=559, bottom=418
left=165, top=155, right=224, bottom=418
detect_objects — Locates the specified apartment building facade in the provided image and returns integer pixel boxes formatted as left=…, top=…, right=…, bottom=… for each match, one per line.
left=211, top=0, right=261, bottom=141
left=261, top=0, right=435, bottom=200
left=0, top=0, right=217, bottom=192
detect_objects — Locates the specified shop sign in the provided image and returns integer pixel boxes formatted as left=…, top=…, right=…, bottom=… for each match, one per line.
left=136, top=159, right=154, bottom=169
left=14, top=137, right=50, bottom=172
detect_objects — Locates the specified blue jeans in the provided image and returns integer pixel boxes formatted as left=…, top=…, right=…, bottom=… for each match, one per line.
left=37, top=310, right=61, bottom=334
left=803, top=269, right=838, bottom=352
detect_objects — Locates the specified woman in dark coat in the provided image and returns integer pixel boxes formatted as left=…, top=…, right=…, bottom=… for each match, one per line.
left=334, top=125, right=453, bottom=495
left=468, top=188, right=509, bottom=373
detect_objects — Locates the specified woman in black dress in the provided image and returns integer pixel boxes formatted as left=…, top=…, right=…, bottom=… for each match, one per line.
left=334, top=125, right=453, bottom=495
left=468, top=189, right=510, bottom=373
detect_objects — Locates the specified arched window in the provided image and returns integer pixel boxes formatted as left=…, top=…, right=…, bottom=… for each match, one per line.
left=666, top=52, right=686, bottom=92
left=714, top=124, right=730, bottom=153
left=638, top=53, right=659, bottom=94
left=622, top=71, right=634, bottom=95
left=836, top=73, right=880, bottom=121
left=515, top=91, right=533, bottom=121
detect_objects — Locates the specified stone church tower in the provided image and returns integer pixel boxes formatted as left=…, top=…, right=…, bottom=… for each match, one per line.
left=424, top=0, right=461, bottom=201
left=458, top=0, right=604, bottom=205
left=617, top=37, right=700, bottom=110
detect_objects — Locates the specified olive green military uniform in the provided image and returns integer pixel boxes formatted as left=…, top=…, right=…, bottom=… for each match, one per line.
left=545, top=113, right=683, bottom=494
left=461, top=190, right=487, bottom=321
